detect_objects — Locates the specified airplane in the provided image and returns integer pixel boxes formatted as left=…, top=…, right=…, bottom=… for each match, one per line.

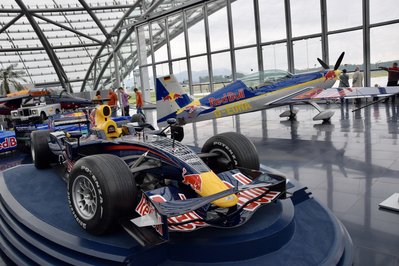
left=155, top=52, right=399, bottom=126
left=0, top=88, right=93, bottom=116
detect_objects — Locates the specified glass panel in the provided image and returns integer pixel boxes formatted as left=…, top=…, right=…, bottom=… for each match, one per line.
left=329, top=30, right=363, bottom=86
left=191, top=56, right=210, bottom=96
left=370, top=0, right=399, bottom=24
left=155, top=63, right=170, bottom=78
left=293, top=37, right=322, bottom=73
left=231, top=0, right=256, bottom=47
left=235, top=47, right=258, bottom=77
left=152, top=20, right=168, bottom=63
left=259, top=0, right=286, bottom=42
left=291, top=0, right=321, bottom=37
left=262, top=43, right=288, bottom=71
left=327, top=0, right=362, bottom=31
left=168, top=13, right=186, bottom=59
left=212, top=52, right=232, bottom=90
left=172, top=59, right=188, bottom=85
left=187, top=7, right=207, bottom=56
left=207, top=0, right=229, bottom=52
left=370, top=24, right=399, bottom=86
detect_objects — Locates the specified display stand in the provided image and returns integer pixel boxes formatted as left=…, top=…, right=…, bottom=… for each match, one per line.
left=0, top=165, right=353, bottom=265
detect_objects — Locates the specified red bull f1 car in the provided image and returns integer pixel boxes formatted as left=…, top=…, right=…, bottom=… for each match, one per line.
left=30, top=105, right=287, bottom=246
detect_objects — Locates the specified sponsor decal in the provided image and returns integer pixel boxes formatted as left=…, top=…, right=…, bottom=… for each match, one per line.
left=208, top=89, right=245, bottom=107
left=107, top=125, right=116, bottom=133
left=135, top=194, right=164, bottom=235
left=182, top=168, right=202, bottom=192
left=324, top=70, right=336, bottom=81
left=0, top=137, right=17, bottom=151
left=214, top=101, right=252, bottom=118
left=222, top=173, right=280, bottom=212
left=185, top=105, right=197, bottom=114
left=162, top=93, right=183, bottom=101
left=135, top=192, right=206, bottom=232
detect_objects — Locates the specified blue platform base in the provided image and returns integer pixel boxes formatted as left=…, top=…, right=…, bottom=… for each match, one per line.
left=0, top=165, right=353, bottom=265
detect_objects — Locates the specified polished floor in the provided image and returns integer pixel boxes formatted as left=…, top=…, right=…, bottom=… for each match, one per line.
left=1, top=100, right=399, bottom=265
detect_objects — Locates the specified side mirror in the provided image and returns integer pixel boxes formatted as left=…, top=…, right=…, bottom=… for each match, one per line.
left=167, top=118, right=177, bottom=125
left=171, top=126, right=184, bottom=142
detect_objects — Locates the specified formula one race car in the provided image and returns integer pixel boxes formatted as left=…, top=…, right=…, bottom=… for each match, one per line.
left=30, top=105, right=286, bottom=246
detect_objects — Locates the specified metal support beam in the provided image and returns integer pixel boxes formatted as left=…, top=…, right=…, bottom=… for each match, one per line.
left=14, top=0, right=70, bottom=91
left=320, top=0, right=329, bottom=66
left=284, top=0, right=294, bottom=73
left=32, top=13, right=103, bottom=44
left=253, top=0, right=263, bottom=75
left=0, top=13, right=23, bottom=35
left=80, top=1, right=142, bottom=91
left=1, top=4, right=141, bottom=14
left=204, top=4, right=214, bottom=93
left=147, top=22, right=157, bottom=90
left=362, top=0, right=371, bottom=86
left=183, top=10, right=193, bottom=95
left=165, top=18, right=173, bottom=75
left=78, top=0, right=109, bottom=37
left=226, top=0, right=236, bottom=80
left=0, top=43, right=100, bottom=52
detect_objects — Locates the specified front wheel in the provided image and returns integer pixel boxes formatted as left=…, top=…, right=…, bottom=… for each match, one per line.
left=31, top=130, right=56, bottom=169
left=68, top=154, right=137, bottom=235
left=201, top=132, right=259, bottom=177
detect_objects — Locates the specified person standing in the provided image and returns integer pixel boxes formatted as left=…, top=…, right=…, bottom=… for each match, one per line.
left=379, top=62, right=399, bottom=86
left=118, top=87, right=131, bottom=116
left=107, top=88, right=118, bottom=117
left=134, top=87, right=145, bottom=117
left=352, top=66, right=363, bottom=87
left=339, top=69, right=350, bottom=87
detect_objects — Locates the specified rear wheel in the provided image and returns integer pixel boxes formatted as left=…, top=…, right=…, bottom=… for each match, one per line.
left=68, top=154, right=137, bottom=235
left=31, top=130, right=56, bottom=169
left=201, top=132, right=259, bottom=177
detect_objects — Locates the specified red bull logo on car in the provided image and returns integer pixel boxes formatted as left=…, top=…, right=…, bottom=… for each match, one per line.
left=0, top=136, right=17, bottom=152
left=183, top=173, right=203, bottom=192
left=162, top=93, right=183, bottom=102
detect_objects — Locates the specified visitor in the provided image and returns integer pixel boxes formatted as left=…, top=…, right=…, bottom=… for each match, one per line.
left=352, top=66, right=363, bottom=87
left=118, top=87, right=131, bottom=116
left=94, top=90, right=101, bottom=100
left=134, top=87, right=145, bottom=117
left=379, top=62, right=399, bottom=86
left=107, top=88, right=118, bottom=117
left=339, top=69, right=350, bottom=87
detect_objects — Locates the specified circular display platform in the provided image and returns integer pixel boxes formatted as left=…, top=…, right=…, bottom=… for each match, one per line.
left=0, top=165, right=352, bottom=265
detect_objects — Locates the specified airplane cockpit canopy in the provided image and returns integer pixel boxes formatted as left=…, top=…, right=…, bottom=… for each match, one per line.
left=239, top=70, right=293, bottom=88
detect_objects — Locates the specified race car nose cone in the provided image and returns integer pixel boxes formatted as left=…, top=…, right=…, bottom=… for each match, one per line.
left=184, top=171, right=238, bottom=208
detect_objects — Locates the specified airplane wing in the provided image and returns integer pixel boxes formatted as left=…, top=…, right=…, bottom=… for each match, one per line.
left=0, top=94, right=31, bottom=104
left=270, top=86, right=399, bottom=105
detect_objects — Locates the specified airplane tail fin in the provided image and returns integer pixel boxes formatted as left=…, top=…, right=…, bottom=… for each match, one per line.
left=156, top=75, right=193, bottom=124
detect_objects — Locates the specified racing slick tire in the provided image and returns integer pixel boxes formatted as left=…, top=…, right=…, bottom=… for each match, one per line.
left=68, top=154, right=137, bottom=235
left=201, top=132, right=259, bottom=177
left=30, top=130, right=56, bottom=169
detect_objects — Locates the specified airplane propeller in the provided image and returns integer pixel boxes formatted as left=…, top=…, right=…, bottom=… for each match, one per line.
left=317, top=52, right=345, bottom=71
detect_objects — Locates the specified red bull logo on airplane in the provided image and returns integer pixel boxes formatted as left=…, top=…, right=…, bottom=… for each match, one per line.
left=208, top=89, right=245, bottom=107
left=324, top=70, right=337, bottom=81
left=162, top=93, right=183, bottom=102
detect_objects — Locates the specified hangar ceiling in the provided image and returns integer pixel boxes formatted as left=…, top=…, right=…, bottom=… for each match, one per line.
left=0, top=0, right=211, bottom=92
